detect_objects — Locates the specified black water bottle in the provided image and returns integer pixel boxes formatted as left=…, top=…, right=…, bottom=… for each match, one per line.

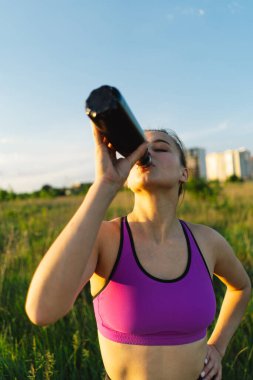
left=85, top=85, right=151, bottom=167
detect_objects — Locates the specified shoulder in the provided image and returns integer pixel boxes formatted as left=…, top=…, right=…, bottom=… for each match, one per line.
left=182, top=221, right=223, bottom=276
left=97, top=217, right=122, bottom=242
left=95, top=217, right=123, bottom=276
left=187, top=222, right=233, bottom=260
left=96, top=217, right=123, bottom=262
left=185, top=221, right=218, bottom=238
left=186, top=221, right=237, bottom=258
left=185, top=222, right=226, bottom=250
left=184, top=221, right=250, bottom=289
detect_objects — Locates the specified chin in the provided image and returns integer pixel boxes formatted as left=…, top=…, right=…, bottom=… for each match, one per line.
left=130, top=179, right=172, bottom=193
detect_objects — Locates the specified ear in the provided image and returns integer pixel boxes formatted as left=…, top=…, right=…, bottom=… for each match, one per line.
left=180, top=167, right=188, bottom=184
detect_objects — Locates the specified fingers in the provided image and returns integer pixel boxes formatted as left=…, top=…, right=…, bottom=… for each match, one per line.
left=125, top=142, right=149, bottom=168
left=200, top=345, right=222, bottom=380
left=91, top=122, right=104, bottom=145
left=106, top=141, right=117, bottom=162
left=201, top=366, right=221, bottom=380
left=91, top=123, right=116, bottom=159
left=91, top=121, right=149, bottom=166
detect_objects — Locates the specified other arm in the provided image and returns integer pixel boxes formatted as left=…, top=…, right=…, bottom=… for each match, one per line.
left=202, top=231, right=251, bottom=380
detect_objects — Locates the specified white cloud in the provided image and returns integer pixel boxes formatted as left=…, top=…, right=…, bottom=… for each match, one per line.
left=198, top=9, right=205, bottom=16
left=179, top=121, right=230, bottom=151
left=180, top=120, right=253, bottom=154
left=166, top=13, right=174, bottom=22
left=1, top=163, right=95, bottom=193
left=181, top=120, right=229, bottom=141
left=181, top=7, right=194, bottom=16
left=227, top=1, right=242, bottom=14
left=0, top=137, right=14, bottom=144
left=165, top=7, right=206, bottom=21
left=0, top=151, right=95, bottom=192
left=0, top=136, right=95, bottom=192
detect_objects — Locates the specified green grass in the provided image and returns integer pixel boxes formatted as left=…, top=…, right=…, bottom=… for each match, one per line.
left=0, top=184, right=252, bottom=379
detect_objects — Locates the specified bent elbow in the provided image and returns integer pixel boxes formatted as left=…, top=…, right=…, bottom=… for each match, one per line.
left=25, top=297, right=53, bottom=326
left=25, top=299, right=71, bottom=326
left=25, top=303, right=50, bottom=326
left=28, top=316, right=50, bottom=327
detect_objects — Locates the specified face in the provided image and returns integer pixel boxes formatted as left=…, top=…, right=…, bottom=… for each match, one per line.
left=127, top=131, right=188, bottom=193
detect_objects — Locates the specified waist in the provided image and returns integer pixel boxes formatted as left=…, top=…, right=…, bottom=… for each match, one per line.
left=99, top=332, right=207, bottom=380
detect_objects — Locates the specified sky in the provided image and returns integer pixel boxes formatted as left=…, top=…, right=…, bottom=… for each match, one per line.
left=1, top=0, right=253, bottom=193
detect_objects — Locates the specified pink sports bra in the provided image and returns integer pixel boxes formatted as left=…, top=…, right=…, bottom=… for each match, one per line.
left=93, top=217, right=216, bottom=345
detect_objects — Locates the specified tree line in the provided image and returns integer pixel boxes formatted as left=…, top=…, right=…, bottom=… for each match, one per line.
left=0, top=183, right=92, bottom=201
left=0, top=175, right=246, bottom=202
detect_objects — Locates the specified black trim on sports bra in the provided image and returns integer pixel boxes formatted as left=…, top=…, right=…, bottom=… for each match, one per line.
left=92, top=218, right=124, bottom=300
left=180, top=221, right=213, bottom=282
left=125, top=216, right=192, bottom=283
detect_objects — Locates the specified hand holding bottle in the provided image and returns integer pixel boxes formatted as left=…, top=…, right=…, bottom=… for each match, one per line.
left=92, top=122, right=148, bottom=190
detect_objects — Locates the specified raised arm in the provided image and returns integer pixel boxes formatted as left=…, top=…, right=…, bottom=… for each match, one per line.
left=25, top=125, right=148, bottom=326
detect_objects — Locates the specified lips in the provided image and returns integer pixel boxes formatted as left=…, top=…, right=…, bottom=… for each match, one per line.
left=138, top=163, right=155, bottom=172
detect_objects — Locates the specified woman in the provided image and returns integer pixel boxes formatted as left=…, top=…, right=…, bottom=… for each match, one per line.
left=25, top=126, right=251, bottom=380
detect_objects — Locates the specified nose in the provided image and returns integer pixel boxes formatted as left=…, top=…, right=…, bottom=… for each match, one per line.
left=147, top=145, right=155, bottom=156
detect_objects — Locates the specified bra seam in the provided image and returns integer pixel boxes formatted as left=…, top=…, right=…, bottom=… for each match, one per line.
left=125, top=216, right=192, bottom=283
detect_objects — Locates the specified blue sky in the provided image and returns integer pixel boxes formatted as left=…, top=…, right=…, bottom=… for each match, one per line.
left=1, top=0, right=252, bottom=192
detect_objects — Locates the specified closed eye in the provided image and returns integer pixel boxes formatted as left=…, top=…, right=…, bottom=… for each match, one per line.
left=153, top=148, right=168, bottom=152
left=152, top=144, right=170, bottom=152
left=151, top=140, right=171, bottom=153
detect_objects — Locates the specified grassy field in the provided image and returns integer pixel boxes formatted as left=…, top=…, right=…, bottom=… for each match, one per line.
left=0, top=183, right=252, bottom=379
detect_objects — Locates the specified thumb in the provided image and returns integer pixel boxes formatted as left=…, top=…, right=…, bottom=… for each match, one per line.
left=126, top=142, right=149, bottom=168
left=91, top=121, right=104, bottom=146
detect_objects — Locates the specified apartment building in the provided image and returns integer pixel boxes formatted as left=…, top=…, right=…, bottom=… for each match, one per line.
left=206, top=148, right=252, bottom=181
left=186, top=148, right=207, bottom=179
left=250, top=157, right=253, bottom=179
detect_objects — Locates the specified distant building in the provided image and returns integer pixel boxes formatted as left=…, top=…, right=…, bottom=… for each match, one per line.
left=250, top=156, right=253, bottom=179
left=206, top=148, right=252, bottom=181
left=235, top=148, right=251, bottom=179
left=186, top=148, right=207, bottom=179
left=206, top=152, right=226, bottom=181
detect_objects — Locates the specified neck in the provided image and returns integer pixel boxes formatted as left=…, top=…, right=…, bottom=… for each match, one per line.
left=128, top=188, right=180, bottom=242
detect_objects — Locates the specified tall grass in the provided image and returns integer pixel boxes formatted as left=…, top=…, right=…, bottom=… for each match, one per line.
left=0, top=184, right=252, bottom=379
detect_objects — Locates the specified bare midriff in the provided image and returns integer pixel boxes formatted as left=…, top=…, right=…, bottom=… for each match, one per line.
left=98, top=332, right=207, bottom=380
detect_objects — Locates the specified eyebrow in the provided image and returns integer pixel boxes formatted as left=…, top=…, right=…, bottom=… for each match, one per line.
left=151, top=139, right=171, bottom=146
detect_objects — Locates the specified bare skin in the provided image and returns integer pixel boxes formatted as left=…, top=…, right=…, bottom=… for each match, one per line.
left=26, top=128, right=251, bottom=380
left=90, top=218, right=211, bottom=380
left=98, top=332, right=207, bottom=380
left=90, top=215, right=250, bottom=380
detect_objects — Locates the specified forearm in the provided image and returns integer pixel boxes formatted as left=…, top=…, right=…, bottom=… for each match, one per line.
left=208, top=284, right=251, bottom=356
left=25, top=179, right=119, bottom=325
